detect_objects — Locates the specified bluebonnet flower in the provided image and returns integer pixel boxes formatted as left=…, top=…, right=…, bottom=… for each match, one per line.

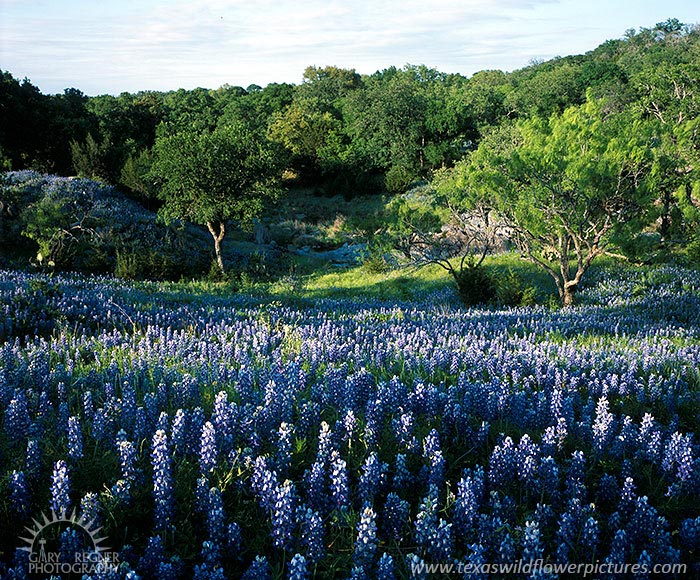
left=465, top=543, right=488, bottom=580
left=581, top=516, right=599, bottom=552
left=80, top=491, right=101, bottom=526
left=111, top=478, right=132, bottom=504
left=116, top=429, right=138, bottom=483
left=392, top=454, right=412, bottom=492
left=241, top=555, right=272, bottom=580
left=330, top=451, right=350, bottom=511
left=498, top=532, right=516, bottom=563
left=83, top=390, right=94, bottom=421
left=5, top=389, right=30, bottom=442
left=59, top=528, right=83, bottom=563
left=537, top=456, right=560, bottom=502
left=453, top=473, right=480, bottom=536
left=67, top=416, right=83, bottom=461
left=516, top=434, right=540, bottom=484
left=297, top=505, right=325, bottom=562
left=251, top=456, right=278, bottom=512
left=637, top=413, right=662, bottom=462
left=92, top=408, right=106, bottom=443
left=636, top=550, right=653, bottom=580
left=605, top=529, right=627, bottom=564
left=680, top=517, right=700, bottom=551
left=348, top=566, right=370, bottom=580
left=10, top=470, right=30, bottom=515
left=354, top=505, right=378, bottom=570
left=200, top=421, right=217, bottom=476
left=565, top=450, right=587, bottom=500
left=287, top=553, right=308, bottom=580
left=392, top=411, right=418, bottom=451
left=213, top=390, right=235, bottom=452
left=488, top=436, right=517, bottom=488
left=272, top=480, right=297, bottom=550
left=405, top=553, right=429, bottom=580
left=305, top=459, right=326, bottom=513
left=662, top=431, right=694, bottom=489
left=226, top=521, right=243, bottom=557
left=151, top=429, right=173, bottom=531
left=376, top=552, right=396, bottom=580
left=414, top=487, right=452, bottom=559
left=57, top=401, right=69, bottom=434
left=522, top=520, right=543, bottom=562
left=276, top=422, right=294, bottom=474
left=592, top=396, right=615, bottom=453
left=171, top=409, right=187, bottom=453
left=51, top=459, right=71, bottom=515
left=138, top=536, right=166, bottom=578
left=207, top=486, right=225, bottom=544
left=156, top=411, right=169, bottom=433
left=619, top=477, right=636, bottom=514
left=342, top=409, right=356, bottom=447
left=423, top=429, right=445, bottom=492
left=134, top=406, right=148, bottom=444
left=121, top=381, right=137, bottom=434
left=25, top=438, right=41, bottom=474
left=383, top=492, right=410, bottom=542
left=316, top=420, right=334, bottom=462
left=195, top=474, right=209, bottom=515
left=359, top=451, right=387, bottom=506
left=596, top=472, right=618, bottom=504
left=189, top=407, right=205, bottom=455
left=197, top=540, right=222, bottom=571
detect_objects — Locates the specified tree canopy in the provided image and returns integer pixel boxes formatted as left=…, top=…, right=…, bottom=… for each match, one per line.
left=150, top=123, right=282, bottom=273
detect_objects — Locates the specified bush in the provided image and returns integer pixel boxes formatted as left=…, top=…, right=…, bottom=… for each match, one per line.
left=384, top=165, right=415, bottom=194
left=452, top=261, right=496, bottom=306
left=495, top=268, right=538, bottom=307
left=614, top=232, right=662, bottom=264
left=361, top=236, right=396, bottom=274
left=115, top=247, right=187, bottom=281
left=685, top=236, right=700, bottom=266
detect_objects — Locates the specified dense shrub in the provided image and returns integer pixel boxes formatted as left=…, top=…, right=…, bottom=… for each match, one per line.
left=495, top=268, right=538, bottom=306
left=452, top=260, right=496, bottom=306
left=1, top=171, right=206, bottom=279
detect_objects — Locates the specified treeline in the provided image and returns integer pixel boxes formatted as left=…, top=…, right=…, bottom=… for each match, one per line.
left=1, top=18, right=697, bottom=198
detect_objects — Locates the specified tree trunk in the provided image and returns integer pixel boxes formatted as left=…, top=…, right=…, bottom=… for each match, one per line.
left=562, top=283, right=577, bottom=307
left=660, top=187, right=672, bottom=240
left=207, top=221, right=226, bottom=274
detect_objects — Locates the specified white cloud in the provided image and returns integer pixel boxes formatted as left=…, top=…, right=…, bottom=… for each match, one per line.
left=1, top=0, right=697, bottom=94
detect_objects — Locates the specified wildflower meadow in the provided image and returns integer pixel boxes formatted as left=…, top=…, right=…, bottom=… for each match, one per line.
left=1, top=265, right=699, bottom=578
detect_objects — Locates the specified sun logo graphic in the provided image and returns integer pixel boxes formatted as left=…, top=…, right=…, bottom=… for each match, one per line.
left=18, top=509, right=119, bottom=578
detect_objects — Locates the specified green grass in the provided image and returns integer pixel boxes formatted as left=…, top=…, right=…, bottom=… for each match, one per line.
left=264, top=251, right=559, bottom=303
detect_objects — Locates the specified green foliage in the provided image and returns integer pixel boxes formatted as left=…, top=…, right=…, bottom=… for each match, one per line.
left=452, top=258, right=496, bottom=306
left=4, top=171, right=206, bottom=278
left=361, top=236, right=396, bottom=274
left=152, top=124, right=282, bottom=227
left=686, top=237, right=700, bottom=265
left=151, top=123, right=283, bottom=272
left=495, top=268, right=538, bottom=306
left=447, top=96, right=651, bottom=305
left=612, top=231, right=662, bottom=264
left=119, top=148, right=156, bottom=201
left=114, top=246, right=188, bottom=281
left=70, top=133, right=116, bottom=182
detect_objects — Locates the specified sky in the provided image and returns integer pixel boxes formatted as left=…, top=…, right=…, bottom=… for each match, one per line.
left=0, top=0, right=697, bottom=96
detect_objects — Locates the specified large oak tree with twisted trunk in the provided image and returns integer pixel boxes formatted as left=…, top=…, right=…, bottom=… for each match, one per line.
left=151, top=123, right=282, bottom=274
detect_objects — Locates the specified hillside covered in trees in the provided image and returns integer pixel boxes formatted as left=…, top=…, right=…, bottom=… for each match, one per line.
left=1, top=18, right=699, bottom=303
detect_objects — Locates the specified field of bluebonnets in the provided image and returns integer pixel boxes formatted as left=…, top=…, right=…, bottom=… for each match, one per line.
left=1, top=264, right=700, bottom=579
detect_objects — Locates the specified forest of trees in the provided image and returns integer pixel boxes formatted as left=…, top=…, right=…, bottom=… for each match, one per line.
left=1, top=18, right=699, bottom=303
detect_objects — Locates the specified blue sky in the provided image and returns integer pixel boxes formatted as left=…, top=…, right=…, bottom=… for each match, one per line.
left=0, top=0, right=697, bottom=95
